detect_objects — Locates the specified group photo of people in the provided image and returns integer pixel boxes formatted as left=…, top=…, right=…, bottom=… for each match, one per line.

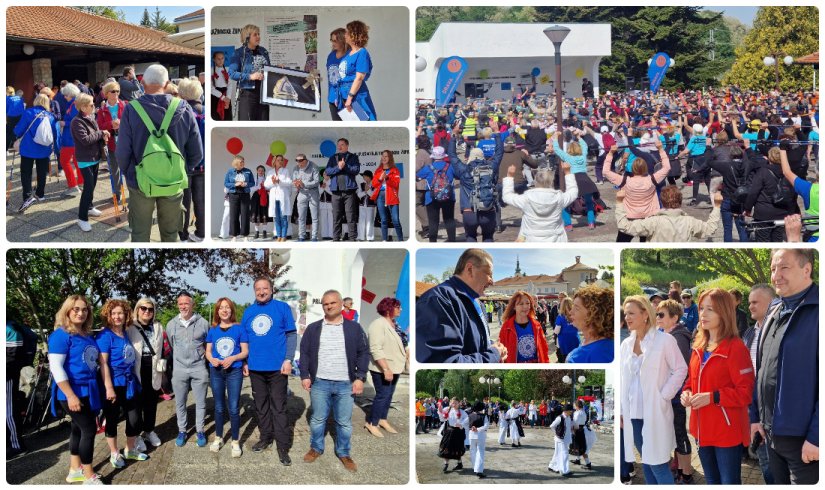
left=415, top=248, right=615, bottom=364
left=414, top=369, right=613, bottom=483
left=211, top=127, right=409, bottom=242
left=620, top=248, right=818, bottom=485
left=414, top=6, right=818, bottom=243
left=5, top=248, right=410, bottom=484
left=6, top=6, right=206, bottom=242
left=210, top=6, right=409, bottom=122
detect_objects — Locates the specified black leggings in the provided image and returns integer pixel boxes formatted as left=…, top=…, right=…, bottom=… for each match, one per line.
left=59, top=398, right=97, bottom=465
left=103, top=386, right=142, bottom=438
left=20, top=156, right=49, bottom=200
left=427, top=200, right=456, bottom=242
left=139, top=358, right=159, bottom=432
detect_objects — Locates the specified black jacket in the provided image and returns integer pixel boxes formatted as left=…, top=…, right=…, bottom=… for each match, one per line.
left=70, top=113, right=106, bottom=163
left=743, top=164, right=796, bottom=220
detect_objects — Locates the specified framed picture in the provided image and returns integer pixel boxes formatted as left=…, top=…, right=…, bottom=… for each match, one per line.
left=261, top=65, right=321, bottom=112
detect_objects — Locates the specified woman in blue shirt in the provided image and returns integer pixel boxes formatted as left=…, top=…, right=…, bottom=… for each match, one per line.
left=97, top=299, right=148, bottom=468
left=565, top=285, right=614, bottom=363
left=6, top=86, right=25, bottom=151
left=553, top=130, right=598, bottom=230
left=228, top=24, right=271, bottom=121
left=554, top=298, right=580, bottom=363
left=326, top=28, right=347, bottom=121
left=47, top=295, right=104, bottom=484
left=13, top=93, right=58, bottom=213
left=224, top=155, right=255, bottom=240
left=206, top=298, right=249, bottom=457
left=337, top=20, right=377, bottom=121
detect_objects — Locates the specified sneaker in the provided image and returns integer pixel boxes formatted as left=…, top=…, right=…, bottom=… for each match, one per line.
left=83, top=474, right=104, bottom=485
left=187, top=235, right=203, bottom=243
left=252, top=440, right=272, bottom=452
left=210, top=437, right=223, bottom=453
left=175, top=432, right=187, bottom=447
left=123, top=449, right=148, bottom=461
left=66, top=468, right=86, bottom=483
left=62, top=186, right=81, bottom=197
left=196, top=432, right=207, bottom=447
left=134, top=436, right=147, bottom=453
left=109, top=452, right=125, bottom=469
left=87, top=207, right=102, bottom=217
left=564, top=225, right=573, bottom=232
left=231, top=441, right=242, bottom=458
left=77, top=220, right=92, bottom=232
left=18, top=195, right=37, bottom=213
left=144, top=431, right=161, bottom=447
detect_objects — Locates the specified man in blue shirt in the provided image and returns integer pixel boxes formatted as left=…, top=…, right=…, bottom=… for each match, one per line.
left=241, top=276, right=297, bottom=465
left=680, top=291, right=699, bottom=333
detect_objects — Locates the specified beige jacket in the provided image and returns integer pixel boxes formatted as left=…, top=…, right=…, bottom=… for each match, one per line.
left=367, top=316, right=406, bottom=374
left=127, top=321, right=165, bottom=391
left=616, top=204, right=720, bottom=242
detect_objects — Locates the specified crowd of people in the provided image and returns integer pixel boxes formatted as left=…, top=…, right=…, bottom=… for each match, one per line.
left=414, top=86, right=818, bottom=242
left=416, top=395, right=601, bottom=478
left=416, top=249, right=614, bottom=363
left=8, top=64, right=206, bottom=242
left=220, top=21, right=376, bottom=121
left=6, top=281, right=408, bottom=484
left=220, top=141, right=403, bottom=242
left=620, top=249, right=818, bottom=484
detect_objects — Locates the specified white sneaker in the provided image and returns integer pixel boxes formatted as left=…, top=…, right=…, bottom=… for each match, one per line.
left=63, top=186, right=81, bottom=197
left=77, top=220, right=92, bottom=232
left=210, top=437, right=223, bottom=453
left=231, top=441, right=242, bottom=458
left=134, top=435, right=147, bottom=453
left=144, top=431, right=161, bottom=447
left=83, top=474, right=104, bottom=485
left=87, top=207, right=102, bottom=217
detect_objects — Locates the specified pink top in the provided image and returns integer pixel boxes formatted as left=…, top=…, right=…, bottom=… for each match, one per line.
left=603, top=152, right=671, bottom=219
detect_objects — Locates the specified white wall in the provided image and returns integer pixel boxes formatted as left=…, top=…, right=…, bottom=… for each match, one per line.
left=211, top=6, right=409, bottom=121
left=211, top=127, right=410, bottom=238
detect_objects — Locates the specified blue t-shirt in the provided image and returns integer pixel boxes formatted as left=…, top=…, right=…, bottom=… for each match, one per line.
left=660, top=132, right=681, bottom=156
left=326, top=50, right=345, bottom=103
left=339, top=48, right=372, bottom=85
left=206, top=324, right=248, bottom=369
left=740, top=132, right=758, bottom=151
left=477, top=138, right=496, bottom=157
left=514, top=321, right=537, bottom=363
left=48, top=327, right=100, bottom=401
left=686, top=135, right=707, bottom=156
left=555, top=315, right=581, bottom=356
left=565, top=338, right=613, bottom=363
left=95, top=329, right=137, bottom=387
left=241, top=299, right=296, bottom=371
left=794, top=178, right=814, bottom=210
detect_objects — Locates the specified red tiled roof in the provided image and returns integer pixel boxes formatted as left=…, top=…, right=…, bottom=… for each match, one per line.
left=796, top=52, right=819, bottom=64
left=562, top=261, right=596, bottom=272
left=416, top=281, right=436, bottom=297
left=174, top=9, right=204, bottom=23
left=493, top=274, right=562, bottom=286
left=6, top=7, right=202, bottom=57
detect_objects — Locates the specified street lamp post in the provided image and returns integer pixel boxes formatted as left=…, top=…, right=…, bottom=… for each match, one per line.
left=478, top=374, right=501, bottom=399
left=544, top=25, right=571, bottom=148
left=562, top=370, right=588, bottom=403
left=763, top=52, right=795, bottom=91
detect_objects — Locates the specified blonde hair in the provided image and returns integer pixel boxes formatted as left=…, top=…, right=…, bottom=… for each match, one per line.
left=132, top=297, right=157, bottom=325
left=567, top=141, right=583, bottom=156
left=559, top=297, right=573, bottom=317
left=231, top=155, right=245, bottom=169
left=622, top=295, right=656, bottom=335
left=240, top=24, right=260, bottom=44
left=54, top=295, right=93, bottom=335
left=164, top=82, right=179, bottom=96
left=177, top=77, right=204, bottom=102
left=7, top=86, right=15, bottom=96
left=102, top=81, right=120, bottom=96
left=74, top=93, right=94, bottom=111
left=574, top=285, right=614, bottom=339
left=32, top=94, right=51, bottom=111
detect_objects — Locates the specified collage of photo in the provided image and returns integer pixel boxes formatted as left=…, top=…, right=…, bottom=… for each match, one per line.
left=3, top=3, right=821, bottom=488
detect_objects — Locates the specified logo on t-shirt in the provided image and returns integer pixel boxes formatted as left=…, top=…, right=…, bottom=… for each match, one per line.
left=215, top=337, right=236, bottom=358
left=328, top=65, right=340, bottom=87
left=517, top=335, right=537, bottom=359
left=122, top=344, right=136, bottom=366
left=251, top=314, right=273, bottom=336
left=82, top=345, right=100, bottom=371
left=338, top=60, right=348, bottom=79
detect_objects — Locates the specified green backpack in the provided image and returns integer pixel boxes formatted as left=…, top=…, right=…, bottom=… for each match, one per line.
left=129, top=98, right=188, bottom=197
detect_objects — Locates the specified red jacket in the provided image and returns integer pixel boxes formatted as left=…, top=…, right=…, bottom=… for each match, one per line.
left=683, top=337, right=754, bottom=448
left=371, top=166, right=401, bottom=205
left=498, top=316, right=549, bottom=364
left=96, top=99, right=126, bottom=152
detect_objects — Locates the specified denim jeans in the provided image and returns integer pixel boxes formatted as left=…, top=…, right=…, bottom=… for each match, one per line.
left=756, top=439, right=774, bottom=484
left=720, top=198, right=749, bottom=242
left=376, top=190, right=403, bottom=241
left=274, top=201, right=289, bottom=238
left=309, top=378, right=354, bottom=457
left=631, top=419, right=675, bottom=484
left=697, top=444, right=742, bottom=484
left=209, top=365, right=243, bottom=440
left=367, top=371, right=399, bottom=425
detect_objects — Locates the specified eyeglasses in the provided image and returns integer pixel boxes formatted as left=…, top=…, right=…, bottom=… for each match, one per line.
left=656, top=312, right=666, bottom=318
left=71, top=307, right=89, bottom=313
left=139, top=306, right=155, bottom=312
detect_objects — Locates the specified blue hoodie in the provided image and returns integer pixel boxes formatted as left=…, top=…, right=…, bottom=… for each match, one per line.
left=13, top=107, right=59, bottom=159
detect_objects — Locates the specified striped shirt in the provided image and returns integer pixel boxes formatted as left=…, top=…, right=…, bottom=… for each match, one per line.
left=315, top=320, right=349, bottom=381
left=749, top=322, right=763, bottom=371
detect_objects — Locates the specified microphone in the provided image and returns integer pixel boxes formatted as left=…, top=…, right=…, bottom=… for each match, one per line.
left=244, top=34, right=250, bottom=46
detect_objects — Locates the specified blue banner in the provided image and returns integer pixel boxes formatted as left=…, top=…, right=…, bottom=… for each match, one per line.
left=648, top=52, right=671, bottom=93
left=395, top=253, right=410, bottom=332
left=435, top=56, right=468, bottom=106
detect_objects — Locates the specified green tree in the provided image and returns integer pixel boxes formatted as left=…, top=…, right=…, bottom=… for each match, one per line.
left=416, top=7, right=538, bottom=41
left=724, top=7, right=818, bottom=90
left=502, top=370, right=541, bottom=401
left=421, top=274, right=439, bottom=284
left=140, top=8, right=152, bottom=27
left=73, top=6, right=125, bottom=21
left=150, top=7, right=178, bottom=34
left=416, top=370, right=446, bottom=397
left=441, top=266, right=454, bottom=282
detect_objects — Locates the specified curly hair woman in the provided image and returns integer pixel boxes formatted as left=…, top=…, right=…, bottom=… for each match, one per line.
left=565, top=285, right=614, bottom=363
left=335, top=20, right=377, bottom=120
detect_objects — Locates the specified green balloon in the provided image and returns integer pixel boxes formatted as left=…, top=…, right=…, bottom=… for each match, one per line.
left=270, top=140, right=286, bottom=156
left=479, top=69, right=489, bottom=80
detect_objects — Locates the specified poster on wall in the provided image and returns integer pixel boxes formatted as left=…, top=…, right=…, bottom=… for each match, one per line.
left=261, top=65, right=321, bottom=112
left=263, top=15, right=318, bottom=72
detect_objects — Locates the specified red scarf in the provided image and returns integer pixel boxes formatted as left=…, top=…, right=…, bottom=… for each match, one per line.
left=212, top=67, right=229, bottom=83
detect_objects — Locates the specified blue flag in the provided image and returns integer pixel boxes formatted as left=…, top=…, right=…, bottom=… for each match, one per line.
left=648, top=52, right=671, bottom=93
left=435, top=56, right=468, bottom=107
left=395, top=253, right=410, bottom=332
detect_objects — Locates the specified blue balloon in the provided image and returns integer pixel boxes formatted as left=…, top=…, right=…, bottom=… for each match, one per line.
left=320, top=140, right=336, bottom=158
left=531, top=67, right=540, bottom=77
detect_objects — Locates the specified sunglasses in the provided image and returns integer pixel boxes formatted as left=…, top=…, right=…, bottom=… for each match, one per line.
left=109, top=90, right=120, bottom=93
left=139, top=306, right=155, bottom=312
left=296, top=158, right=306, bottom=162
left=656, top=312, right=666, bottom=318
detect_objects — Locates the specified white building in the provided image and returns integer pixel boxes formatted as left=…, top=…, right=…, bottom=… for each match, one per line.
left=416, top=22, right=611, bottom=102
left=485, top=256, right=598, bottom=298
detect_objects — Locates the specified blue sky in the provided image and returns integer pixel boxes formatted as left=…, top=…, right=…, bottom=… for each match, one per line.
left=120, top=6, right=201, bottom=25
left=705, top=6, right=757, bottom=26
left=416, top=249, right=612, bottom=282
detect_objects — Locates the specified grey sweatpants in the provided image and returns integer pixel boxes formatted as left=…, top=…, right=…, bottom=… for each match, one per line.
left=172, top=367, right=209, bottom=433
left=296, top=191, right=320, bottom=240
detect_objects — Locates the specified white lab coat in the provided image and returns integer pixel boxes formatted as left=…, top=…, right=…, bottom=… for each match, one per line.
left=549, top=413, right=572, bottom=474
left=264, top=167, right=293, bottom=217
left=469, top=414, right=489, bottom=474
left=620, top=328, right=687, bottom=465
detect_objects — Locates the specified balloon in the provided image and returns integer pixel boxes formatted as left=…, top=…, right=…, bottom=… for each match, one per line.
left=226, top=137, right=243, bottom=155
left=575, top=67, right=585, bottom=78
left=269, top=140, right=286, bottom=156
left=539, top=75, right=551, bottom=85
left=271, top=250, right=290, bottom=265
left=479, top=69, right=489, bottom=79
left=415, top=56, right=427, bottom=72
left=320, top=139, right=336, bottom=158
left=531, top=67, right=540, bottom=77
